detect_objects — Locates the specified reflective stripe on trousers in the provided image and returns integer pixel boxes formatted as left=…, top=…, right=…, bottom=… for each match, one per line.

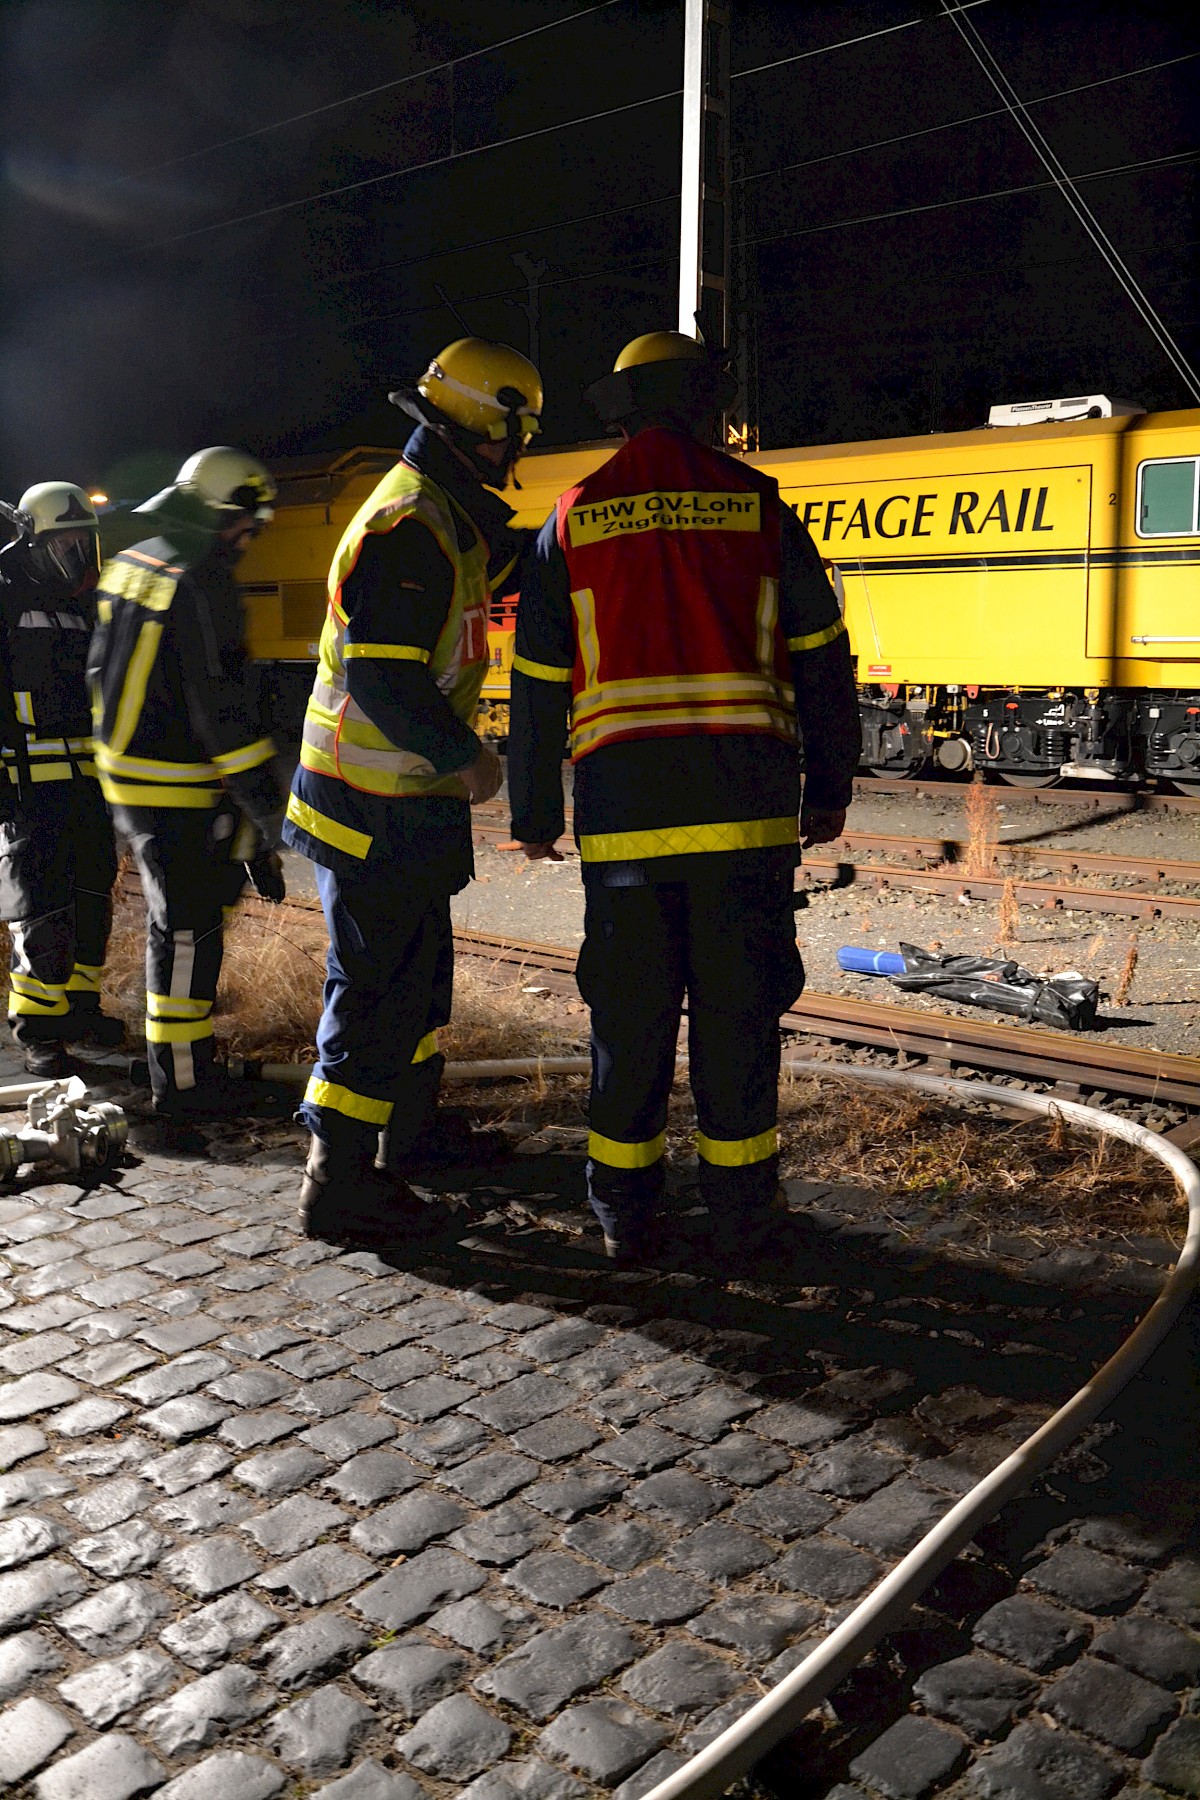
left=123, top=808, right=247, bottom=1099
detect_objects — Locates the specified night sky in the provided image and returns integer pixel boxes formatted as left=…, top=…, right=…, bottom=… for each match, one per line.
left=2, top=0, right=1196, bottom=500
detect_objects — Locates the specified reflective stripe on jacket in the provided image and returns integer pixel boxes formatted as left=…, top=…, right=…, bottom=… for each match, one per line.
left=91, top=543, right=273, bottom=810
left=295, top=460, right=489, bottom=806
left=553, top=429, right=796, bottom=763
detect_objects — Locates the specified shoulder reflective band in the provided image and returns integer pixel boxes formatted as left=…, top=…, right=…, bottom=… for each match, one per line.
left=787, top=618, right=847, bottom=653
left=212, top=738, right=274, bottom=775
left=579, top=816, right=798, bottom=863
left=567, top=490, right=761, bottom=547
left=587, top=1129, right=666, bottom=1169
left=696, top=1126, right=778, bottom=1166
left=512, top=655, right=573, bottom=683
left=303, top=1076, right=393, bottom=1126
left=285, top=794, right=372, bottom=860
left=343, top=643, right=432, bottom=662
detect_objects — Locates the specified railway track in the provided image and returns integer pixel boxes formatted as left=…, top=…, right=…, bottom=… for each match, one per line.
left=852, top=774, right=1200, bottom=811
left=468, top=812, right=1200, bottom=923
left=451, top=925, right=1200, bottom=1143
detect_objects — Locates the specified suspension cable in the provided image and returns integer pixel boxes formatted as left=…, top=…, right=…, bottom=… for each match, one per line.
left=939, top=0, right=1200, bottom=403
left=122, top=0, right=627, bottom=179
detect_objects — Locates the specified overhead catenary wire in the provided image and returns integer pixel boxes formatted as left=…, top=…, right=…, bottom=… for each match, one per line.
left=305, top=47, right=1199, bottom=302
left=939, top=0, right=1200, bottom=403
left=737, top=47, right=1200, bottom=191
left=740, top=146, right=1200, bottom=254
left=102, top=87, right=685, bottom=261
left=122, top=0, right=627, bottom=179
left=731, top=0, right=992, bottom=82
left=74, top=0, right=1010, bottom=268
left=297, top=147, right=1197, bottom=346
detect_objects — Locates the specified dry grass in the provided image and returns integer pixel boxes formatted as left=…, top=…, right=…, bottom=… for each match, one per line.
left=452, top=1063, right=1185, bottom=1251
left=962, top=775, right=998, bottom=876
left=1114, top=935, right=1140, bottom=1007
left=998, top=877, right=1019, bottom=944
left=773, top=1074, right=1183, bottom=1248
left=100, top=887, right=588, bottom=1066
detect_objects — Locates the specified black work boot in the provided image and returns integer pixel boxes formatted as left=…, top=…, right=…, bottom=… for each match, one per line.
left=587, top=1160, right=667, bottom=1266
left=380, top=1108, right=510, bottom=1178
left=301, top=1131, right=446, bottom=1250
left=153, top=1072, right=253, bottom=1120
left=21, top=1040, right=74, bottom=1079
left=67, top=998, right=125, bottom=1051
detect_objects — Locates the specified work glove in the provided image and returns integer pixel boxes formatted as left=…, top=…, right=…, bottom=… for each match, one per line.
left=245, top=851, right=286, bottom=903
left=459, top=744, right=504, bottom=806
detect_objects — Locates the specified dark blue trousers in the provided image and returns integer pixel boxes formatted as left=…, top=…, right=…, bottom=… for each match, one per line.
left=299, top=862, right=453, bottom=1159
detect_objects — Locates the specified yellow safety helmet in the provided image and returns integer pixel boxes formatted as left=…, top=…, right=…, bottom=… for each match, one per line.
left=613, top=331, right=708, bottom=372
left=586, top=328, right=735, bottom=431
left=415, top=339, right=543, bottom=444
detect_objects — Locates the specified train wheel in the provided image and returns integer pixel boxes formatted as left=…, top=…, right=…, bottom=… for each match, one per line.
left=997, top=771, right=1062, bottom=789
left=861, top=763, right=926, bottom=779
left=1169, top=777, right=1200, bottom=797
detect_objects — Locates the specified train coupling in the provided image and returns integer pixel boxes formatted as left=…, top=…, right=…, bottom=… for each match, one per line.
left=0, top=1076, right=128, bottom=1181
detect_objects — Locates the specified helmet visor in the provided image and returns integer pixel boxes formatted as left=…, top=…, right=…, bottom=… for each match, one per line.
left=36, top=528, right=100, bottom=592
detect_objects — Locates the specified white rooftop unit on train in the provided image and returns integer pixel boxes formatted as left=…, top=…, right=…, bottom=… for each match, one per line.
left=987, top=395, right=1144, bottom=426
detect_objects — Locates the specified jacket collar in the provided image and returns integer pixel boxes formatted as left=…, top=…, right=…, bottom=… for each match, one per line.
left=402, top=426, right=515, bottom=552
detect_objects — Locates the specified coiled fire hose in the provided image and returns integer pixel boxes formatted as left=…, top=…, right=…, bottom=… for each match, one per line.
left=257, top=1052, right=1200, bottom=1800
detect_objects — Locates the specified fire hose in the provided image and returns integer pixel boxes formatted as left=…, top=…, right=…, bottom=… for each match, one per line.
left=259, top=1051, right=1200, bottom=1798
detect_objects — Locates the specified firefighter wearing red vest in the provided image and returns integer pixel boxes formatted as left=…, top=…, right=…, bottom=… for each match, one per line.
left=507, top=331, right=861, bottom=1262
left=284, top=338, right=541, bottom=1248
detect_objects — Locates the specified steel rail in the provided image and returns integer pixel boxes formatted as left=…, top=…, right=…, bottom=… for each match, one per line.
left=850, top=776, right=1200, bottom=811
left=450, top=926, right=1200, bottom=1109
left=797, top=855, right=1200, bottom=920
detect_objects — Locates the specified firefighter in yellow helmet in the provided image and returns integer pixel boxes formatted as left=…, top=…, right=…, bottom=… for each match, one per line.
left=284, top=337, right=542, bottom=1248
left=508, top=329, right=861, bottom=1264
left=90, top=447, right=287, bottom=1116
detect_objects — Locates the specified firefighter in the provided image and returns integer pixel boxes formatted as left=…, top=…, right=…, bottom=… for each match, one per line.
left=283, top=337, right=541, bottom=1249
left=507, top=331, right=861, bottom=1262
left=89, top=447, right=286, bottom=1117
left=0, top=483, right=121, bottom=1075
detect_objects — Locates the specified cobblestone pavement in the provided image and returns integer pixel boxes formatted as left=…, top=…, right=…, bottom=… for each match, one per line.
left=1, top=1067, right=1199, bottom=1800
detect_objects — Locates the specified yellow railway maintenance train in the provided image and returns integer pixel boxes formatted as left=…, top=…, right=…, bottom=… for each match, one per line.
left=235, top=396, right=1200, bottom=790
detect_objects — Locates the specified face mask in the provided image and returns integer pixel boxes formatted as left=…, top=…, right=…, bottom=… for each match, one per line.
left=30, top=529, right=100, bottom=594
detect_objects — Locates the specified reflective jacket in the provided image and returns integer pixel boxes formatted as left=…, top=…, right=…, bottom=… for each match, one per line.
left=549, top=429, right=797, bottom=765
left=508, top=426, right=860, bottom=879
left=284, top=456, right=490, bottom=871
left=90, top=529, right=278, bottom=827
left=0, top=557, right=97, bottom=793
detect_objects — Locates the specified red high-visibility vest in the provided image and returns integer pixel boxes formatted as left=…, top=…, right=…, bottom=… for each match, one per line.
left=555, top=428, right=795, bottom=762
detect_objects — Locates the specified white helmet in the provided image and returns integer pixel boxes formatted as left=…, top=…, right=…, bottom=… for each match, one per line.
left=174, top=447, right=277, bottom=522
left=15, top=482, right=100, bottom=591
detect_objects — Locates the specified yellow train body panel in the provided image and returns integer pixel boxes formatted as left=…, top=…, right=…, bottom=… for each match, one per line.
left=751, top=410, right=1200, bottom=692
left=238, top=415, right=1200, bottom=777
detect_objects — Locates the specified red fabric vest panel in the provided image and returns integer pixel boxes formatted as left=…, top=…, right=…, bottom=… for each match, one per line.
left=555, top=429, right=794, bottom=761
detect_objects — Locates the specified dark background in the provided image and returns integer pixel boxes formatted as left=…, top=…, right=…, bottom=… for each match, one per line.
left=2, top=0, right=1196, bottom=499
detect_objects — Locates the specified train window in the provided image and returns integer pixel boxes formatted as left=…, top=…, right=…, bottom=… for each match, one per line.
left=1137, top=457, right=1199, bottom=536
